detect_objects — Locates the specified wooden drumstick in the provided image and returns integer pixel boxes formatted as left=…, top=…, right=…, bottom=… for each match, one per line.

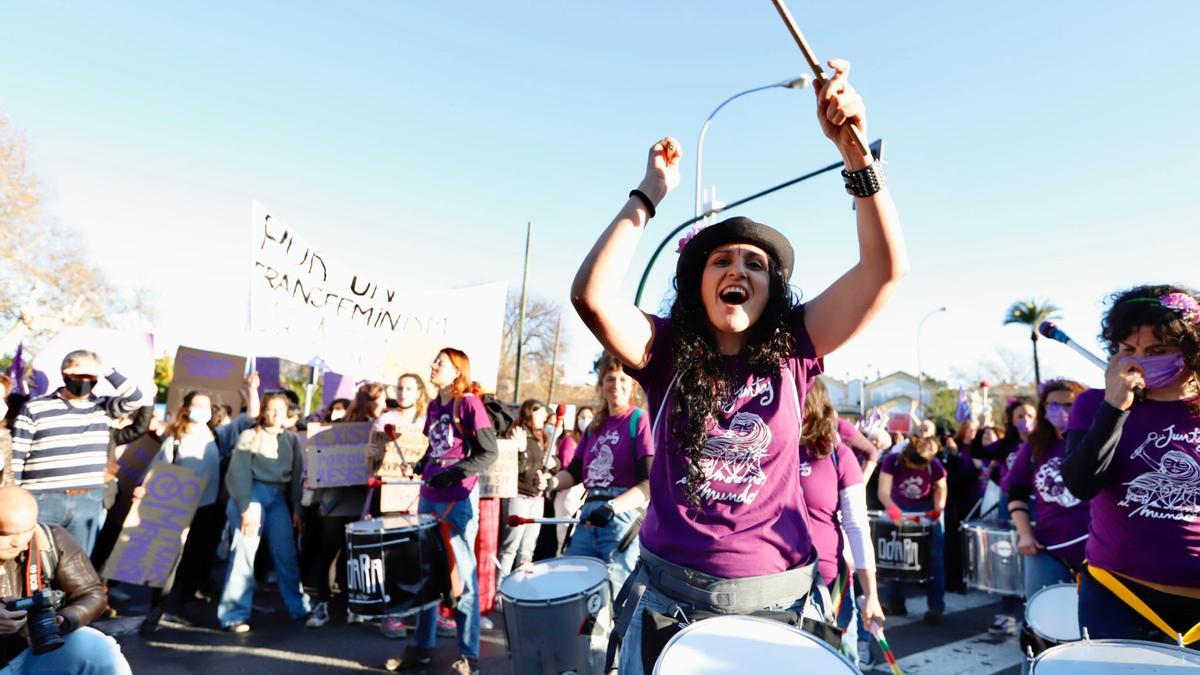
left=769, top=0, right=871, bottom=157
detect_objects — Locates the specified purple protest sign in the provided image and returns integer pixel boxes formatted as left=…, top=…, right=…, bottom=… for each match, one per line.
left=103, top=461, right=207, bottom=587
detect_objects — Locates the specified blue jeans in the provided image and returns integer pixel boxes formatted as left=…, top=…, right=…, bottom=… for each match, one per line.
left=32, top=488, right=104, bottom=557
left=217, top=482, right=311, bottom=625
left=618, top=581, right=817, bottom=674
left=885, top=514, right=945, bottom=613
left=1023, top=551, right=1075, bottom=600
left=0, top=626, right=131, bottom=674
left=413, top=490, right=480, bottom=660
left=565, top=501, right=642, bottom=598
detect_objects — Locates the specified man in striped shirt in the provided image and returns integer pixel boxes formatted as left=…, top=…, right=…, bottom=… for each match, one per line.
left=10, top=349, right=145, bottom=556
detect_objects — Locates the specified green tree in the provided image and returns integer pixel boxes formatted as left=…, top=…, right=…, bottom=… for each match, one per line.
left=153, top=352, right=173, bottom=404
left=1003, top=299, right=1061, bottom=388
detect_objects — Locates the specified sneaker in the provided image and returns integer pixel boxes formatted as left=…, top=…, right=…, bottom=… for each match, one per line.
left=139, top=605, right=164, bottom=635
left=436, top=615, right=456, bottom=638
left=380, top=614, right=407, bottom=639
left=883, top=602, right=907, bottom=617
left=449, top=658, right=480, bottom=675
left=223, top=622, right=250, bottom=634
left=384, top=648, right=433, bottom=672
left=479, top=615, right=494, bottom=631
left=989, top=614, right=1018, bottom=636
left=923, top=608, right=944, bottom=625
left=307, top=602, right=330, bottom=628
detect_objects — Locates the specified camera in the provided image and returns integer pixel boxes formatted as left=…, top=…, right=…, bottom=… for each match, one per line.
left=6, top=589, right=64, bottom=655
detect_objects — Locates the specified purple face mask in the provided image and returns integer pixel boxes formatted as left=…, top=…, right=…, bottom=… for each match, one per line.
left=1014, top=417, right=1035, bottom=435
left=1045, top=404, right=1070, bottom=433
left=1134, top=353, right=1187, bottom=391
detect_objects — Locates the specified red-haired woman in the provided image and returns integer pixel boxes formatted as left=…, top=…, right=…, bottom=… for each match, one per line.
left=1063, top=285, right=1200, bottom=644
left=388, top=349, right=498, bottom=675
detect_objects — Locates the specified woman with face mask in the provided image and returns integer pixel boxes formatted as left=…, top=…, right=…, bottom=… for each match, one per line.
left=1002, top=379, right=1088, bottom=603
left=138, top=390, right=223, bottom=633
left=878, top=435, right=947, bottom=622
left=1062, top=285, right=1200, bottom=645
left=540, top=355, right=654, bottom=597
left=496, top=399, right=549, bottom=580
left=570, top=57, right=907, bottom=673
left=217, top=392, right=311, bottom=632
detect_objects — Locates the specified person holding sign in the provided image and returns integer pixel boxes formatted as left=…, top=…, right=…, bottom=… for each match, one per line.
left=217, top=392, right=311, bottom=633
left=387, top=349, right=498, bottom=675
left=539, top=354, right=653, bottom=597
left=569, top=56, right=906, bottom=672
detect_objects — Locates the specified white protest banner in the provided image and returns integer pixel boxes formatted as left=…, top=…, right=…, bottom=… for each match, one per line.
left=478, top=437, right=519, bottom=499
left=304, top=422, right=373, bottom=488
left=250, top=202, right=506, bottom=390
left=31, top=327, right=155, bottom=399
left=168, top=346, right=247, bottom=413
left=103, top=461, right=207, bottom=587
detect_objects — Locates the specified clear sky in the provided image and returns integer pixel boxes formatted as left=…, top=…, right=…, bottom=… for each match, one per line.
left=3, top=1, right=1197, bottom=390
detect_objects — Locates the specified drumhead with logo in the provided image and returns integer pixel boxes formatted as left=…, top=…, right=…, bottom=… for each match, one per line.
left=653, top=615, right=856, bottom=674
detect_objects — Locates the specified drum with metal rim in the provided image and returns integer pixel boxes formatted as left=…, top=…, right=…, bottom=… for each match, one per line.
left=1030, top=639, right=1200, bottom=673
left=869, top=510, right=933, bottom=583
left=1019, top=583, right=1081, bottom=657
left=653, top=614, right=857, bottom=674
left=344, top=514, right=441, bottom=620
left=961, top=519, right=1024, bottom=596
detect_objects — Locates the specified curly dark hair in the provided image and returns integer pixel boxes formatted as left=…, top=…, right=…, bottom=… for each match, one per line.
left=668, top=259, right=798, bottom=507
left=1101, top=284, right=1200, bottom=414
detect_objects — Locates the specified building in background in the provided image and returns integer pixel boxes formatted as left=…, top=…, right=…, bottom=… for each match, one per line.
left=821, top=371, right=936, bottom=434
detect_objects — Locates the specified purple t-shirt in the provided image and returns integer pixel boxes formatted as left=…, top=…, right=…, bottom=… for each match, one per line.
left=838, top=418, right=879, bottom=466
left=1001, top=439, right=1089, bottom=562
left=881, top=452, right=946, bottom=512
left=799, top=443, right=863, bottom=583
left=557, top=434, right=579, bottom=472
left=575, top=408, right=653, bottom=489
left=628, top=309, right=822, bottom=578
left=421, top=394, right=492, bottom=502
left=1068, top=388, right=1200, bottom=586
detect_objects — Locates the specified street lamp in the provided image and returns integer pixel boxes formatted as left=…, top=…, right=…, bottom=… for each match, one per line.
left=916, top=306, right=948, bottom=412
left=695, top=76, right=812, bottom=219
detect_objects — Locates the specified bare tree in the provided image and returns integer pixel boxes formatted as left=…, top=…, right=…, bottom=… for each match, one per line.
left=0, top=114, right=151, bottom=352
left=495, top=291, right=569, bottom=403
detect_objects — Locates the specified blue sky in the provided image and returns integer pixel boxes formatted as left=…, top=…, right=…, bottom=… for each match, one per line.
left=3, top=1, right=1197, bottom=389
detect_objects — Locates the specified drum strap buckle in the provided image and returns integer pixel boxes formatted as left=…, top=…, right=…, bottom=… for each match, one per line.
left=1088, top=565, right=1200, bottom=646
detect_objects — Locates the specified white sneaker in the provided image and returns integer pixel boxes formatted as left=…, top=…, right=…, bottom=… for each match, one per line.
left=306, top=602, right=330, bottom=628
left=479, top=615, right=494, bottom=631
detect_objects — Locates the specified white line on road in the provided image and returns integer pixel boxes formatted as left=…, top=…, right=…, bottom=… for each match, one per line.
left=143, top=641, right=379, bottom=671
left=884, top=590, right=1003, bottom=628
left=876, top=632, right=1023, bottom=674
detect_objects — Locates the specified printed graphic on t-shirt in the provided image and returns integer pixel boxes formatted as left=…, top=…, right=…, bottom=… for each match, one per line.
left=678, top=412, right=771, bottom=504
left=1006, top=452, right=1018, bottom=470
left=428, top=415, right=454, bottom=459
left=898, top=474, right=928, bottom=500
left=1035, top=457, right=1080, bottom=507
left=583, top=429, right=620, bottom=488
left=722, top=376, right=775, bottom=415
left=1120, top=425, right=1200, bottom=522
left=799, top=461, right=812, bottom=477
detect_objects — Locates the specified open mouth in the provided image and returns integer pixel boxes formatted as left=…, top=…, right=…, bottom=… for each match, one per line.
left=719, top=286, right=749, bottom=305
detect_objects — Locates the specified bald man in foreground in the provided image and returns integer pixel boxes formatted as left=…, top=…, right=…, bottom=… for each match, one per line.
left=0, top=486, right=129, bottom=674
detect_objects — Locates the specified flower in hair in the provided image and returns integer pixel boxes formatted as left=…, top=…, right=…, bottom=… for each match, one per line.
left=1160, top=293, right=1200, bottom=325
left=676, top=224, right=707, bottom=253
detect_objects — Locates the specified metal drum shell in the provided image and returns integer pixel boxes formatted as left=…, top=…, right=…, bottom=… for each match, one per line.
left=344, top=514, right=441, bottom=620
left=868, top=510, right=933, bottom=583
left=961, top=519, right=1024, bottom=596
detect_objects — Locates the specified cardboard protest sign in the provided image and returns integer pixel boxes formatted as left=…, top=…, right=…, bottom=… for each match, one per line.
left=31, top=327, right=155, bottom=399
left=478, top=437, right=519, bottom=499
left=304, top=422, right=372, bottom=488
left=114, top=434, right=163, bottom=494
left=250, top=202, right=506, bottom=389
left=370, top=414, right=428, bottom=478
left=103, top=461, right=207, bottom=587
left=168, top=347, right=247, bottom=413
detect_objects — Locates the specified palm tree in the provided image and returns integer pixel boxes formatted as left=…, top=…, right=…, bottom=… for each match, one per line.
left=1004, top=299, right=1061, bottom=387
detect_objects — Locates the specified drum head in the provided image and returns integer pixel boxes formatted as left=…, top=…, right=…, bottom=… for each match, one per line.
left=498, top=556, right=608, bottom=602
left=1032, top=640, right=1200, bottom=673
left=653, top=615, right=856, bottom=675
left=1025, top=584, right=1080, bottom=643
left=346, top=514, right=435, bottom=534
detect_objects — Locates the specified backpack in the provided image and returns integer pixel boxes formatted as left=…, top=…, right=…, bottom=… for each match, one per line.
left=450, top=394, right=515, bottom=451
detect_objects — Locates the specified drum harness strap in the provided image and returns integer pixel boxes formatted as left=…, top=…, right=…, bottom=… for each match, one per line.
left=603, top=365, right=835, bottom=671
left=1086, top=565, right=1200, bottom=646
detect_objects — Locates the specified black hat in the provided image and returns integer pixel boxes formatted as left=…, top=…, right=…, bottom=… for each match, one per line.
left=675, top=216, right=795, bottom=284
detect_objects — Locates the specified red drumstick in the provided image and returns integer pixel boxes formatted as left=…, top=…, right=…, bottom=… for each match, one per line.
left=366, top=476, right=422, bottom=488
left=507, top=515, right=580, bottom=527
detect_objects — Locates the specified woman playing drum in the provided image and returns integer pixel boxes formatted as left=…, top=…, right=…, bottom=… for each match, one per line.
left=570, top=58, right=906, bottom=673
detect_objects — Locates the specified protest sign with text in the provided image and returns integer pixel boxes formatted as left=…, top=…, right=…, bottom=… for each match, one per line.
left=103, top=461, right=207, bottom=587
left=304, top=422, right=373, bottom=488
left=249, top=202, right=506, bottom=389
left=168, top=346, right=247, bottom=413
left=478, top=437, right=519, bottom=499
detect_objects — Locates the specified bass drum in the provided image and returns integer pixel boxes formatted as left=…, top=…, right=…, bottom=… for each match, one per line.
left=961, top=519, right=1023, bottom=596
left=344, top=515, right=443, bottom=620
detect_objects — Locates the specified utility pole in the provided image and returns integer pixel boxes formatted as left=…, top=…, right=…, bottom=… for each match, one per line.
left=546, top=314, right=562, bottom=403
left=513, top=221, right=531, bottom=403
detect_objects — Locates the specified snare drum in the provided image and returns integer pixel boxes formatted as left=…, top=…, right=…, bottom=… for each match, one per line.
left=499, top=556, right=612, bottom=675
left=961, top=519, right=1024, bottom=596
left=653, top=615, right=857, bottom=674
left=344, top=515, right=441, bottom=620
left=1031, top=639, right=1200, bottom=673
left=868, top=510, right=932, bottom=583
left=1020, top=584, right=1080, bottom=657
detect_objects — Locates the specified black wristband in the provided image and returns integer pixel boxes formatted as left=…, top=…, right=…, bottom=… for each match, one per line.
left=1008, top=506, right=1030, bottom=516
left=628, top=189, right=656, bottom=218
left=842, top=161, right=886, bottom=198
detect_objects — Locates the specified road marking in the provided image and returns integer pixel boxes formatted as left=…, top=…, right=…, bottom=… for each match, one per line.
left=875, top=632, right=1023, bottom=674
left=143, top=642, right=378, bottom=671
left=884, top=590, right=1002, bottom=628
